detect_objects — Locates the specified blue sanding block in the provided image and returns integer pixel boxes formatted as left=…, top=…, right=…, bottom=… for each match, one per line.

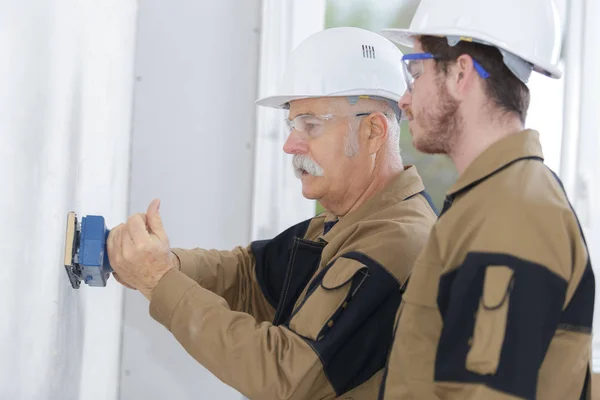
left=63, top=212, right=112, bottom=288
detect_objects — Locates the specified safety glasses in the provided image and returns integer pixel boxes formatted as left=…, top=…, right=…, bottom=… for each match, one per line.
left=284, top=112, right=372, bottom=139
left=401, top=52, right=490, bottom=92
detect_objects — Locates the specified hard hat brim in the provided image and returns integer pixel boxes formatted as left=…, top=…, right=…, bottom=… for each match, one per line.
left=381, top=28, right=416, bottom=48
left=255, top=95, right=313, bottom=109
left=255, top=89, right=403, bottom=109
left=381, top=28, right=562, bottom=79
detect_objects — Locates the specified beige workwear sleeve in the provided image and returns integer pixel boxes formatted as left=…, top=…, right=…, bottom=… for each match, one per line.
left=149, top=269, right=335, bottom=400
left=170, top=246, right=275, bottom=323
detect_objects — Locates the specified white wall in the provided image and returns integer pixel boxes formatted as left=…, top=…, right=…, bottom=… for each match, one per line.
left=120, top=1, right=261, bottom=398
left=0, top=0, right=136, bottom=399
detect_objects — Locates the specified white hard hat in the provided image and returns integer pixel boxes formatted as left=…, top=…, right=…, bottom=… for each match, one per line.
left=256, top=27, right=406, bottom=115
left=381, top=0, right=563, bottom=82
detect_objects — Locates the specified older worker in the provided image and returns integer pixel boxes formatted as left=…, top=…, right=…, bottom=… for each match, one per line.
left=108, top=27, right=437, bottom=400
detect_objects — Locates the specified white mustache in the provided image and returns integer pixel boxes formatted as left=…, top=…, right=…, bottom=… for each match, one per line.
left=292, top=155, right=324, bottom=179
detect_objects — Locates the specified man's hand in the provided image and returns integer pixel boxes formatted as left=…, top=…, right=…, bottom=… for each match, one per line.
left=107, top=199, right=174, bottom=300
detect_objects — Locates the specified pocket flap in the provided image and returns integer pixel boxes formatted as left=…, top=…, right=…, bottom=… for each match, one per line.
left=321, top=257, right=368, bottom=290
left=482, top=266, right=514, bottom=309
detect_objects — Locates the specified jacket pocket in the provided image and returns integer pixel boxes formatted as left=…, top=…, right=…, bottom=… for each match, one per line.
left=288, top=257, right=368, bottom=341
left=466, top=265, right=514, bottom=375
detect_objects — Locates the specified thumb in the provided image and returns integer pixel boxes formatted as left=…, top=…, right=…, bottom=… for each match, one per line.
left=146, top=198, right=167, bottom=242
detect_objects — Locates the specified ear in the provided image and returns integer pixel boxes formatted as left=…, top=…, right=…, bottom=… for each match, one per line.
left=362, top=112, right=388, bottom=155
left=448, top=54, right=478, bottom=98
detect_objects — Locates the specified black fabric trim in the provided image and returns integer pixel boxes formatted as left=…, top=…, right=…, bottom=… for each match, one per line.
left=250, top=217, right=315, bottom=310
left=377, top=303, right=402, bottom=400
left=560, top=259, right=595, bottom=333
left=288, top=252, right=402, bottom=396
left=435, top=252, right=567, bottom=400
left=272, top=238, right=326, bottom=325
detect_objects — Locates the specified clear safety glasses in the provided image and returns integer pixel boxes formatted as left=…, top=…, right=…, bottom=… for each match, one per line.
left=284, top=112, right=372, bottom=139
left=401, top=52, right=490, bottom=92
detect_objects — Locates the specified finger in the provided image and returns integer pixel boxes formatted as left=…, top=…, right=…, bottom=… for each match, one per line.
left=146, top=198, right=168, bottom=243
left=127, top=213, right=150, bottom=244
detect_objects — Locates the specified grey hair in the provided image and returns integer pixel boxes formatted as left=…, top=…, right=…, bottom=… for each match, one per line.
left=384, top=107, right=401, bottom=152
left=344, top=100, right=402, bottom=158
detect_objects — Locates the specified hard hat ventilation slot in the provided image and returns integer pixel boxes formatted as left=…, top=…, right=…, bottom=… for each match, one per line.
left=362, top=45, right=376, bottom=59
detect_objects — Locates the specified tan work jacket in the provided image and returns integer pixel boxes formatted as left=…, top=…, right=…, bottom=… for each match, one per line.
left=150, top=166, right=437, bottom=399
left=380, top=131, right=594, bottom=400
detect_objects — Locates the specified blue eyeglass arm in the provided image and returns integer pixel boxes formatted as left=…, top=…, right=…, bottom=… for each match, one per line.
left=402, top=52, right=489, bottom=79
left=471, top=60, right=490, bottom=79
left=401, top=52, right=436, bottom=61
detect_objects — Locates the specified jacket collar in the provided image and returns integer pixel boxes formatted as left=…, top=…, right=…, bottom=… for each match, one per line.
left=447, top=129, right=544, bottom=197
